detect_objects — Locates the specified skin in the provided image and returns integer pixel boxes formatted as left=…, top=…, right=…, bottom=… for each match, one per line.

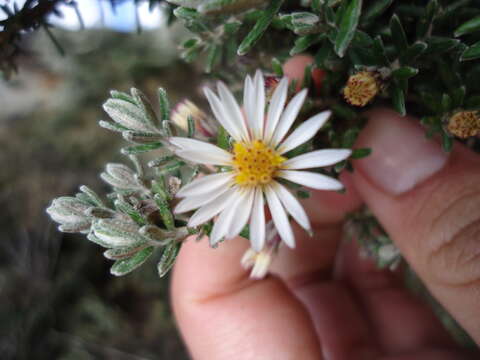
left=170, top=57, right=480, bottom=359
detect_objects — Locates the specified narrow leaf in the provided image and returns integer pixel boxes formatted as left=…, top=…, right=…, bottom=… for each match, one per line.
left=390, top=14, right=408, bottom=54
left=391, top=85, right=406, bottom=116
left=461, top=41, right=480, bottom=61
left=158, top=242, right=182, bottom=277
left=110, top=247, right=154, bottom=276
left=237, top=0, right=285, bottom=56
left=455, top=15, right=480, bottom=37
left=334, top=0, right=363, bottom=58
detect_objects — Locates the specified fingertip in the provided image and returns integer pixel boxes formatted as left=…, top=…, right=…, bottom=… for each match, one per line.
left=171, top=235, right=250, bottom=304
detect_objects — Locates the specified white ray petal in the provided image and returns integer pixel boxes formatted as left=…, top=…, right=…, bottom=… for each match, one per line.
left=278, top=111, right=331, bottom=154
left=209, top=191, right=244, bottom=246
left=187, top=187, right=237, bottom=227
left=278, top=170, right=344, bottom=191
left=177, top=172, right=235, bottom=197
left=249, top=188, right=266, bottom=251
left=170, top=137, right=232, bottom=158
left=264, top=77, right=289, bottom=143
left=243, top=75, right=255, bottom=135
left=174, top=184, right=231, bottom=213
left=270, top=89, right=308, bottom=147
left=272, top=181, right=311, bottom=232
left=176, top=150, right=232, bottom=166
left=217, top=82, right=250, bottom=142
left=204, top=87, right=243, bottom=141
left=265, top=185, right=295, bottom=248
left=227, top=188, right=255, bottom=239
left=251, top=70, right=266, bottom=139
left=283, top=149, right=351, bottom=169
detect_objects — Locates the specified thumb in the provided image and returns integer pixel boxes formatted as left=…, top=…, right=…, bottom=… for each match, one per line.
left=348, top=108, right=480, bottom=343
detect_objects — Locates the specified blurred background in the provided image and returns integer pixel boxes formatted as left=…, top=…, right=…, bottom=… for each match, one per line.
left=0, top=1, right=200, bottom=358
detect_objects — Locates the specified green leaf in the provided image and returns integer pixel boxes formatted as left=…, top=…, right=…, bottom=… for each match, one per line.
left=416, top=0, right=438, bottom=38
left=121, top=143, right=163, bottom=155
left=110, top=90, right=136, bottom=104
left=391, top=85, right=406, bottom=116
left=372, top=35, right=389, bottom=65
left=217, top=126, right=230, bottom=150
left=187, top=115, right=195, bottom=137
left=424, top=37, right=460, bottom=55
left=390, top=14, right=408, bottom=54
left=158, top=242, right=182, bottom=277
left=451, top=86, right=466, bottom=108
left=455, top=15, right=480, bottom=37
left=237, top=0, right=284, bottom=56
left=110, top=246, right=154, bottom=276
left=334, top=0, right=363, bottom=58
left=114, top=199, right=147, bottom=226
left=122, top=131, right=163, bottom=144
left=400, top=41, right=427, bottom=63
left=205, top=44, right=221, bottom=73
left=392, top=66, right=418, bottom=80
left=361, top=0, right=393, bottom=25
left=297, top=190, right=310, bottom=199
left=461, top=41, right=480, bottom=61
left=442, top=132, right=454, bottom=152
left=157, top=88, right=170, bottom=121
left=79, top=185, right=104, bottom=207
left=154, top=194, right=175, bottom=231
left=315, top=41, right=334, bottom=69
left=465, top=95, right=480, bottom=109
left=271, top=58, right=284, bottom=76
left=290, top=34, right=323, bottom=55
left=441, top=93, right=452, bottom=113
left=130, top=88, right=157, bottom=127
left=87, top=232, right=113, bottom=248
left=351, top=148, right=372, bottom=159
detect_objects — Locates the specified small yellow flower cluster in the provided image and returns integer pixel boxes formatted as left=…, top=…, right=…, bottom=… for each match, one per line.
left=232, top=140, right=286, bottom=186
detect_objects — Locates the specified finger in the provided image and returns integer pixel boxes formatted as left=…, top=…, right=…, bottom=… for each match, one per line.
left=336, top=240, right=456, bottom=354
left=270, top=173, right=362, bottom=283
left=171, top=236, right=323, bottom=360
left=348, top=108, right=480, bottom=343
left=283, top=55, right=325, bottom=92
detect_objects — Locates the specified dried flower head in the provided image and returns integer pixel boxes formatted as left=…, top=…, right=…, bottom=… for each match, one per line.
left=171, top=99, right=216, bottom=138
left=447, top=110, right=480, bottom=139
left=343, top=71, right=379, bottom=107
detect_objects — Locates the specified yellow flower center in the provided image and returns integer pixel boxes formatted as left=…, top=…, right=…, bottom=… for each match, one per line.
left=232, top=140, right=286, bottom=186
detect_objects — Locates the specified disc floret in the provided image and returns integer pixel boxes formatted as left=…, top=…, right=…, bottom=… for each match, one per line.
left=232, top=140, right=286, bottom=186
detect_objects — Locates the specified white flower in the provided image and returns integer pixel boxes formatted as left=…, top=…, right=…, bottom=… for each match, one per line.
left=171, top=70, right=351, bottom=250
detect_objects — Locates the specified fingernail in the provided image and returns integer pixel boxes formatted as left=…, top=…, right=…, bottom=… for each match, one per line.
left=356, top=109, right=448, bottom=195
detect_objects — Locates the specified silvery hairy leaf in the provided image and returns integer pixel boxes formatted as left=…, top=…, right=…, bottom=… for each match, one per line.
left=100, top=163, right=144, bottom=191
left=92, top=218, right=150, bottom=247
left=103, top=98, right=160, bottom=133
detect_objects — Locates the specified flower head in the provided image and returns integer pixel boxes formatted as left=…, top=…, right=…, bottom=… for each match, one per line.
left=343, top=71, right=379, bottom=107
left=170, top=70, right=351, bottom=250
left=447, top=110, right=480, bottom=139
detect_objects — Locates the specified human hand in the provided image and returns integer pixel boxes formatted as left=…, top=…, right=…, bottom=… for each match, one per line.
left=171, top=61, right=480, bottom=360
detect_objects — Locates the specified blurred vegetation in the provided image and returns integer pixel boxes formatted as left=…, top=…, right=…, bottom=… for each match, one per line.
left=0, top=27, right=196, bottom=359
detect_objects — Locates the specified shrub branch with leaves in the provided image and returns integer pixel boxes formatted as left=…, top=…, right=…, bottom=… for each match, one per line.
left=44, top=0, right=480, bottom=280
